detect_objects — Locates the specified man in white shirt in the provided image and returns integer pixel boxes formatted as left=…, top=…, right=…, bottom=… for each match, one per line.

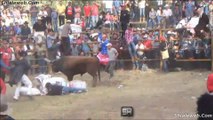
left=35, top=74, right=68, bottom=95
left=13, top=74, right=33, bottom=100
left=135, top=39, right=146, bottom=69
left=103, top=0, right=113, bottom=13
left=163, top=4, right=173, bottom=27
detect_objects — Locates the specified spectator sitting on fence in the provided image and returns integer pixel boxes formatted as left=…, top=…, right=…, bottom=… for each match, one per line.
left=33, top=17, right=47, bottom=44
left=21, top=21, right=31, bottom=41
left=125, top=24, right=139, bottom=70
left=45, top=82, right=86, bottom=96
left=135, top=39, right=146, bottom=70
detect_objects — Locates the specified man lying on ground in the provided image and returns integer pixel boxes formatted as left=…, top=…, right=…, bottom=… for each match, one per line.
left=45, top=82, right=86, bottom=96
left=35, top=74, right=68, bottom=95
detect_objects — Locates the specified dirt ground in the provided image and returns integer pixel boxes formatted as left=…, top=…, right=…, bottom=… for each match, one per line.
left=4, top=69, right=211, bottom=120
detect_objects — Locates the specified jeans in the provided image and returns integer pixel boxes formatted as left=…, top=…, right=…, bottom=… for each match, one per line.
left=114, top=7, right=120, bottom=15
left=185, top=8, right=194, bottom=18
left=140, top=8, right=145, bottom=18
left=59, top=15, right=65, bottom=26
left=162, top=59, right=169, bottom=72
left=128, top=42, right=137, bottom=58
left=128, top=42, right=139, bottom=69
left=157, top=16, right=162, bottom=25
left=62, top=86, right=86, bottom=94
left=74, top=18, right=81, bottom=24
left=148, top=18, right=156, bottom=28
left=107, top=61, right=116, bottom=78
left=110, top=22, right=114, bottom=31
left=138, top=54, right=145, bottom=69
left=91, top=16, right=99, bottom=28
left=38, top=56, right=47, bottom=74
left=61, top=37, right=71, bottom=56
left=31, top=17, right=37, bottom=26
left=86, top=16, right=91, bottom=28
left=52, top=18, right=58, bottom=32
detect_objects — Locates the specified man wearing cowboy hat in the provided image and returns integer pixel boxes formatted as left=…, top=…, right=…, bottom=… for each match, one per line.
left=163, top=4, right=173, bottom=28
left=60, top=19, right=72, bottom=56
left=194, top=6, right=210, bottom=39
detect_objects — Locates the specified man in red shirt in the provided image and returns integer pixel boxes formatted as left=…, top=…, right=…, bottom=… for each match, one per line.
left=0, top=78, right=6, bottom=95
left=0, top=41, right=12, bottom=81
left=84, top=2, right=91, bottom=29
left=143, top=35, right=153, bottom=59
left=65, top=1, right=74, bottom=23
left=91, top=2, right=99, bottom=28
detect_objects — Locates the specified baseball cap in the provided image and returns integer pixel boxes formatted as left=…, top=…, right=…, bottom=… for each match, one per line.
left=106, top=43, right=112, bottom=46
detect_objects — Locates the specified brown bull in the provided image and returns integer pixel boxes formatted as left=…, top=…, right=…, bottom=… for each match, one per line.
left=51, top=56, right=101, bottom=87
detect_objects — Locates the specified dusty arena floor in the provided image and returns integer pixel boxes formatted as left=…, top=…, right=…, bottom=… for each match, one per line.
left=5, top=69, right=210, bottom=120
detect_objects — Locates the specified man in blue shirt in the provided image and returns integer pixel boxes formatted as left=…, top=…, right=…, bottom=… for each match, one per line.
left=46, top=30, right=59, bottom=60
left=113, top=0, right=122, bottom=15
left=101, top=34, right=109, bottom=55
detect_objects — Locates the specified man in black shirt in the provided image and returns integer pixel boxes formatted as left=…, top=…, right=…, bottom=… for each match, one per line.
left=45, top=83, right=86, bottom=96
left=120, top=5, right=130, bottom=38
left=33, top=17, right=47, bottom=32
left=33, top=17, right=47, bottom=43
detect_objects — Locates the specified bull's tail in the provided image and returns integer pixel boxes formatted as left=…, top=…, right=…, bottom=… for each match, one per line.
left=95, top=56, right=101, bottom=81
left=98, top=63, right=101, bottom=81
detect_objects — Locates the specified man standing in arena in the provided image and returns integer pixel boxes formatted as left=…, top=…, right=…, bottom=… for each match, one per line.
left=106, top=43, right=118, bottom=79
left=60, top=20, right=72, bottom=56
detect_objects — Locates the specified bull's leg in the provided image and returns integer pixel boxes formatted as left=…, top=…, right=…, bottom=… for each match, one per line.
left=92, top=75, right=97, bottom=87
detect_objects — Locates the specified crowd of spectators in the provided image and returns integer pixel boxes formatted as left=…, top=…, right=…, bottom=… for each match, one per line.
left=0, top=0, right=212, bottom=74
